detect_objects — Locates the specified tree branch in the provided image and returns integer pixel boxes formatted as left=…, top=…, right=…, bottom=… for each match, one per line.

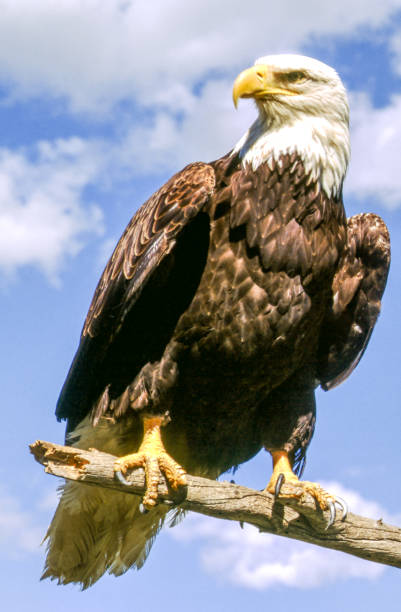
left=30, top=439, right=401, bottom=569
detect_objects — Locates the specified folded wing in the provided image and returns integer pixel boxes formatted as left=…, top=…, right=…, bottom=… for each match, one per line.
left=56, top=162, right=215, bottom=435
left=317, top=213, right=390, bottom=390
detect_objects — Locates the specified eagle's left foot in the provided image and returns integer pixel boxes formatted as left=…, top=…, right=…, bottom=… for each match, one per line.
left=114, top=415, right=187, bottom=510
left=266, top=451, right=348, bottom=528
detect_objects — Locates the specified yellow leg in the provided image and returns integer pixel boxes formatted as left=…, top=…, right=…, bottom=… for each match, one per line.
left=114, top=416, right=187, bottom=509
left=265, top=450, right=347, bottom=524
left=266, top=450, right=301, bottom=492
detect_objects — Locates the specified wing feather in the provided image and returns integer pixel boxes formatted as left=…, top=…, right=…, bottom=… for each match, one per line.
left=84, top=162, right=215, bottom=338
left=56, top=162, right=215, bottom=430
left=317, top=213, right=390, bottom=390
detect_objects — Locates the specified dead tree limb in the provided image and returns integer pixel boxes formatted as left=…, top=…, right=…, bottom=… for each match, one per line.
left=30, top=439, right=401, bottom=569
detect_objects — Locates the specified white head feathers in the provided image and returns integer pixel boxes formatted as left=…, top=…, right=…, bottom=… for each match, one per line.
left=233, top=54, right=350, bottom=198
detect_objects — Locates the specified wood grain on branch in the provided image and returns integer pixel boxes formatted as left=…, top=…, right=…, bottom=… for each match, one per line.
left=30, top=439, right=401, bottom=570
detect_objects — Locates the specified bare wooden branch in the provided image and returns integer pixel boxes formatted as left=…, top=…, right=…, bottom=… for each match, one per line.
left=30, top=439, right=401, bottom=569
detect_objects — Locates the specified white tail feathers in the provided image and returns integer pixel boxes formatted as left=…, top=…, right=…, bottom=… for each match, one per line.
left=42, top=480, right=169, bottom=589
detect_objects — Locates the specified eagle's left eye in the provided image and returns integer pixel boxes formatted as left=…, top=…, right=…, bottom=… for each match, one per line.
left=285, top=71, right=307, bottom=84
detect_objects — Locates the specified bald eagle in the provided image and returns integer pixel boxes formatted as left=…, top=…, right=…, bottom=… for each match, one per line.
left=43, top=55, right=390, bottom=587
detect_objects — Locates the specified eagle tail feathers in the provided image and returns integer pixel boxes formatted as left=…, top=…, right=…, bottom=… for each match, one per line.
left=42, top=480, right=168, bottom=588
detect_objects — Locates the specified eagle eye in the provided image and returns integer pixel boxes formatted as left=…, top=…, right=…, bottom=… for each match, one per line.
left=285, top=71, right=307, bottom=84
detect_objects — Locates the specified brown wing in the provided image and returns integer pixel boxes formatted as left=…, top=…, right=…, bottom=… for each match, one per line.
left=56, top=162, right=215, bottom=433
left=84, top=162, right=215, bottom=338
left=317, top=213, right=390, bottom=390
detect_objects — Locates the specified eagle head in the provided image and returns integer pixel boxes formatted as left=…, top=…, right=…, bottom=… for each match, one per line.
left=232, top=54, right=350, bottom=198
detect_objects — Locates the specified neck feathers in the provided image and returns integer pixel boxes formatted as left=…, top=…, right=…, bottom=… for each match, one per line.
left=233, top=114, right=350, bottom=199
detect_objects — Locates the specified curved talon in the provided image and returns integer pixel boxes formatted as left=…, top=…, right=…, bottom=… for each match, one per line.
left=326, top=500, right=336, bottom=529
left=139, top=502, right=149, bottom=515
left=267, top=451, right=349, bottom=527
left=113, top=416, right=187, bottom=510
left=335, top=496, right=348, bottom=521
left=325, top=496, right=348, bottom=528
left=274, top=473, right=285, bottom=498
left=115, top=470, right=131, bottom=486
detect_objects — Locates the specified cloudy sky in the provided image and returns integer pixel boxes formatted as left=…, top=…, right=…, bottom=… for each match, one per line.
left=1, top=1, right=401, bottom=610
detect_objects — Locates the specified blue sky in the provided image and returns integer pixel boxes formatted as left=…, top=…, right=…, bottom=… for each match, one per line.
left=1, top=1, right=401, bottom=610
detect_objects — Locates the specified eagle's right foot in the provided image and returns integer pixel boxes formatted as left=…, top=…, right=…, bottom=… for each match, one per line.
left=266, top=450, right=348, bottom=528
left=114, top=416, right=187, bottom=509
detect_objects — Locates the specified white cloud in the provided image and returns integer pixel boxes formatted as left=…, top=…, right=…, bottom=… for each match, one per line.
left=0, top=1, right=400, bottom=286
left=389, top=25, right=401, bottom=76
left=169, top=482, right=395, bottom=589
left=118, top=77, right=256, bottom=173
left=346, top=92, right=401, bottom=208
left=37, top=489, right=59, bottom=513
left=322, top=481, right=401, bottom=524
left=0, top=0, right=400, bottom=113
left=0, top=487, right=47, bottom=557
left=0, top=137, right=104, bottom=283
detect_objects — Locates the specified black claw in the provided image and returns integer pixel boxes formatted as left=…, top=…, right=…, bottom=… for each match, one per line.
left=115, top=470, right=130, bottom=486
left=239, top=521, right=244, bottom=529
left=335, top=496, right=348, bottom=521
left=274, top=473, right=285, bottom=498
left=139, top=502, right=149, bottom=514
left=326, top=500, right=336, bottom=529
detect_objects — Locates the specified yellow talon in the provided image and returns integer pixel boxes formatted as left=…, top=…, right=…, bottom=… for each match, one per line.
left=114, top=415, right=187, bottom=509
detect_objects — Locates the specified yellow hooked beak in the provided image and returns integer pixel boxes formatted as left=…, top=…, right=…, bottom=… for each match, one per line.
left=232, top=65, right=297, bottom=108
